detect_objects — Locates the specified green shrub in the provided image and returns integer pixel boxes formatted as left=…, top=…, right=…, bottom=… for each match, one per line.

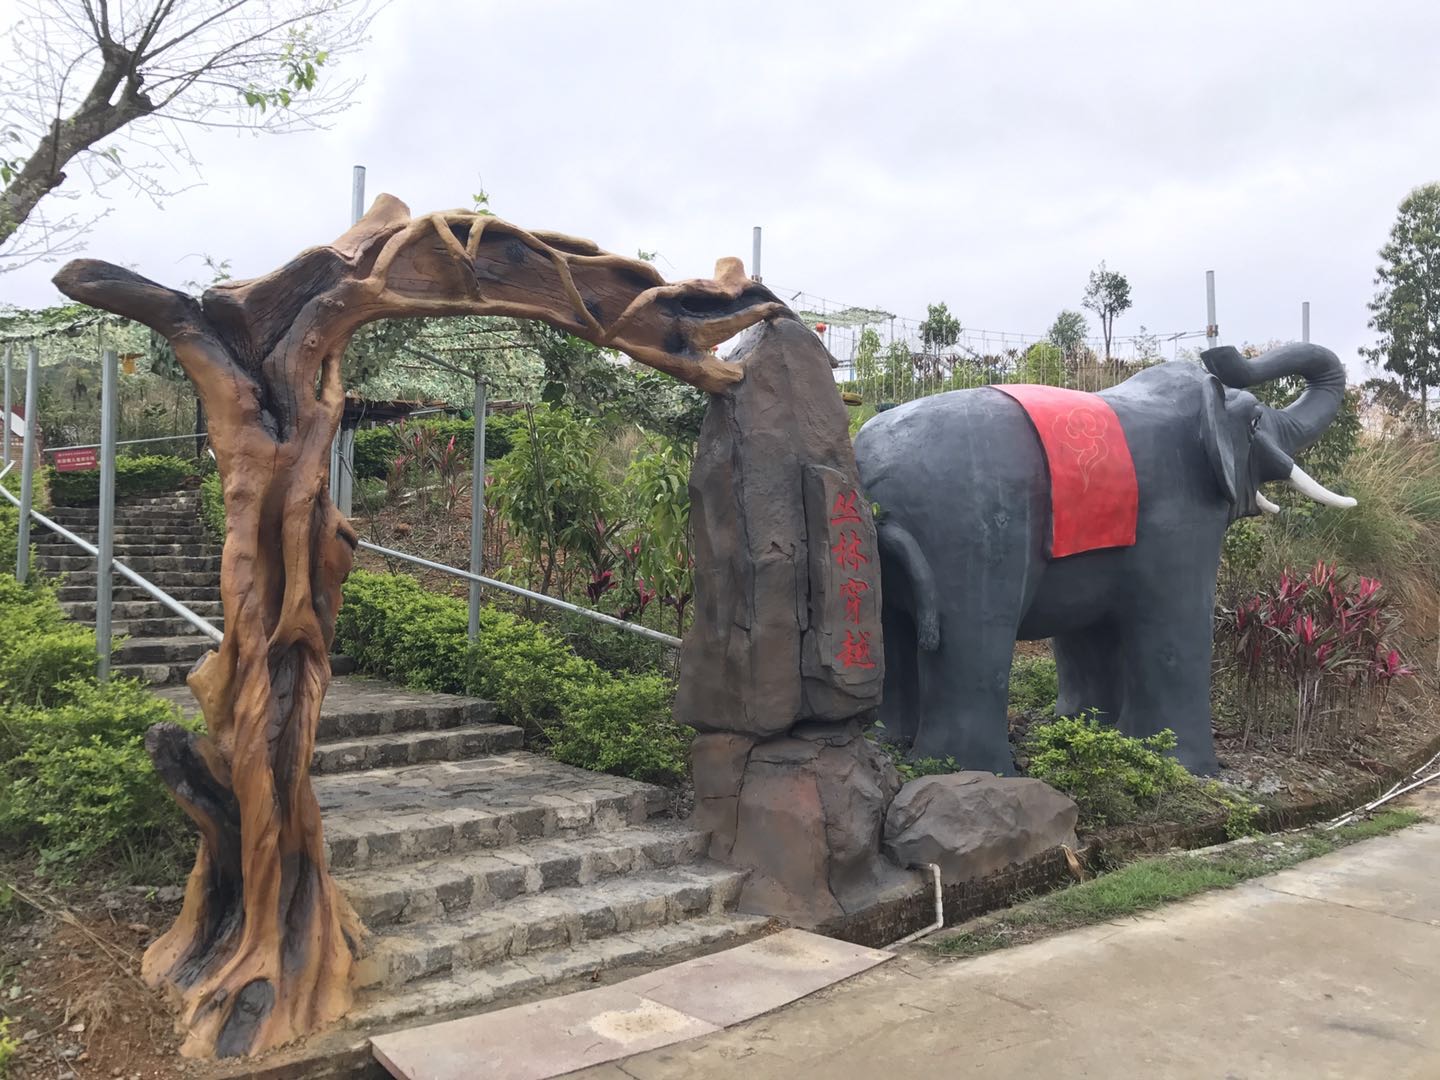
left=46, top=453, right=197, bottom=506
left=353, top=414, right=519, bottom=479
left=0, top=576, right=98, bottom=707
left=336, top=570, right=688, bottom=783
left=200, top=471, right=225, bottom=541
left=1025, top=711, right=1192, bottom=827
left=548, top=674, right=690, bottom=784
left=0, top=1017, right=16, bottom=1079
left=0, top=679, right=188, bottom=865
left=1009, top=655, right=1058, bottom=715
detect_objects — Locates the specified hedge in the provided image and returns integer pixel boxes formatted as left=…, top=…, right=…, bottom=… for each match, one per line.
left=46, top=453, right=198, bottom=506
left=334, top=570, right=690, bottom=783
left=0, top=574, right=191, bottom=865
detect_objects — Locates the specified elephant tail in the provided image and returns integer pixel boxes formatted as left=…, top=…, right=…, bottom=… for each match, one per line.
left=876, top=521, right=940, bottom=651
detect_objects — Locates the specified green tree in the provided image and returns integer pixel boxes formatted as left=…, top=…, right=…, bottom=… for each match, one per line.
left=882, top=339, right=915, bottom=400
left=1017, top=342, right=1064, bottom=386
left=854, top=326, right=883, bottom=382
left=919, top=302, right=962, bottom=354
left=1, top=0, right=378, bottom=267
left=1082, top=261, right=1133, bottom=362
left=1362, top=183, right=1440, bottom=421
left=1048, top=309, right=1089, bottom=357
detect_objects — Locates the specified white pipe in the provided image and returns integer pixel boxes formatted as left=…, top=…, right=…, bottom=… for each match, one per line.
left=1286, top=464, right=1356, bottom=509
left=1255, top=492, right=1281, bottom=514
left=887, top=863, right=943, bottom=949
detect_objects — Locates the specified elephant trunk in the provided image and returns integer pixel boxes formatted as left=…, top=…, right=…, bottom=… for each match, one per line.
left=1201, top=343, right=1346, bottom=454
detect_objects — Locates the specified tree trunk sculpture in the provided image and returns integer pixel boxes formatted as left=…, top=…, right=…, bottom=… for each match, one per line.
left=52, top=195, right=787, bottom=1058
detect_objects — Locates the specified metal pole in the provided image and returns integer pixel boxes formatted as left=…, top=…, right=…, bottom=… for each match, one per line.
left=331, top=165, right=366, bottom=505
left=96, top=348, right=118, bottom=679
left=351, top=165, right=367, bottom=225
left=1205, top=270, right=1219, bottom=350
left=16, top=346, right=38, bottom=582
left=751, top=226, right=762, bottom=282
left=1302, top=301, right=1311, bottom=343
left=2, top=345, right=11, bottom=467
left=337, top=425, right=355, bottom=517
left=467, top=378, right=487, bottom=640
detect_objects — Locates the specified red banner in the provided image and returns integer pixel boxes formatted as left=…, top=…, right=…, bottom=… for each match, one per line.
left=993, top=384, right=1138, bottom=559
left=53, top=447, right=98, bottom=472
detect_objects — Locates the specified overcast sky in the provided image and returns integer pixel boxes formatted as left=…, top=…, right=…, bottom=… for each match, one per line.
left=4, top=0, right=1438, bottom=376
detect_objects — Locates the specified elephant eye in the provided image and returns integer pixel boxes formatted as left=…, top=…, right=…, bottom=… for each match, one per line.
left=1250, top=414, right=1261, bottom=433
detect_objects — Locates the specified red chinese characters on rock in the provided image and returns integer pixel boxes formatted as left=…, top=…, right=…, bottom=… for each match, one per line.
left=835, top=629, right=877, bottom=669
left=829, top=490, right=863, bottom=526
left=828, top=489, right=878, bottom=671
left=833, top=532, right=868, bottom=573
left=839, top=577, right=869, bottom=624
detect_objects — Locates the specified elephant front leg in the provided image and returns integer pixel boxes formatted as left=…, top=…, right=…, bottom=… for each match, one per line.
left=1116, top=606, right=1221, bottom=775
left=913, top=623, right=1018, bottom=776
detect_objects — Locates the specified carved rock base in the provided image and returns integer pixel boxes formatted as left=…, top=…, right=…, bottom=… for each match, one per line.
left=693, top=723, right=911, bottom=927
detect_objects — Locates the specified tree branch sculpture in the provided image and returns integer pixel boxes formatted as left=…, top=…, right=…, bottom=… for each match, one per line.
left=52, top=195, right=788, bottom=1058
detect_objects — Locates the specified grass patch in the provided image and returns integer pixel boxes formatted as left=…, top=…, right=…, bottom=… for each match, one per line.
left=931, top=809, right=1420, bottom=959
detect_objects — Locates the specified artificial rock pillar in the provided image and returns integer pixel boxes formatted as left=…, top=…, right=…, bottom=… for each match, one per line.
left=680, top=318, right=910, bottom=925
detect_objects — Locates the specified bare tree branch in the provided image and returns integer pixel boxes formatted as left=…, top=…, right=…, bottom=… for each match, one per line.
left=0, top=0, right=380, bottom=267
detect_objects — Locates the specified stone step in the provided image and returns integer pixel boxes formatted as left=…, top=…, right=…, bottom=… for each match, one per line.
left=43, top=542, right=222, bottom=558
left=115, top=653, right=352, bottom=686
left=64, top=599, right=225, bottom=622
left=113, top=661, right=200, bottom=684
left=349, top=913, right=771, bottom=1028
left=317, top=753, right=666, bottom=872
left=341, top=822, right=710, bottom=928
left=354, top=863, right=749, bottom=990
left=36, top=554, right=222, bottom=573
left=311, top=721, right=524, bottom=776
left=58, top=584, right=218, bottom=603
left=152, top=676, right=496, bottom=743
left=113, top=616, right=226, bottom=638
left=47, top=570, right=218, bottom=589
left=38, top=527, right=210, bottom=541
left=46, top=506, right=203, bottom=524
left=113, top=636, right=212, bottom=664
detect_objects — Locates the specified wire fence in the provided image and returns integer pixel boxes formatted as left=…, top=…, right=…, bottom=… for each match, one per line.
left=769, top=285, right=1212, bottom=405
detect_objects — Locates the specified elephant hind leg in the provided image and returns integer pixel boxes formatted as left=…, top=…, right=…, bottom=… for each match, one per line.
left=1052, top=625, right=1124, bottom=722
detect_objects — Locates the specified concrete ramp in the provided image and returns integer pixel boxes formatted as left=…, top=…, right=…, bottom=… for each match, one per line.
left=370, top=929, right=892, bottom=1080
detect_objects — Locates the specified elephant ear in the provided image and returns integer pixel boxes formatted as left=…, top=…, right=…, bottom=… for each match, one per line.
left=1200, top=373, right=1239, bottom=506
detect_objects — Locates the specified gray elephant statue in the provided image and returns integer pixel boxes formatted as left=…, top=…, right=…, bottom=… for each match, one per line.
left=853, top=343, right=1355, bottom=775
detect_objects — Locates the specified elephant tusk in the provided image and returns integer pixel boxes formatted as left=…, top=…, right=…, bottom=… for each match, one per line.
left=1286, top=464, right=1357, bottom=509
left=1255, top=492, right=1281, bottom=514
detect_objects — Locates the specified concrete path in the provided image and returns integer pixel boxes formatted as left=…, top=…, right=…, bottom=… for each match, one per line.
left=577, top=804, right=1440, bottom=1080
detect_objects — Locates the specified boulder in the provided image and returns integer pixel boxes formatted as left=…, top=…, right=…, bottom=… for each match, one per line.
left=883, top=772, right=1079, bottom=882
left=695, top=723, right=910, bottom=926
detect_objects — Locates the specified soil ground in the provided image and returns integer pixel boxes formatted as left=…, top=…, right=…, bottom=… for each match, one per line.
left=0, top=869, right=190, bottom=1079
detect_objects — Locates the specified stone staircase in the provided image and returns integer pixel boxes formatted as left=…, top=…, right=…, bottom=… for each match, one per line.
left=155, top=678, right=769, bottom=1030
left=39, top=488, right=767, bottom=1028
left=35, top=490, right=225, bottom=683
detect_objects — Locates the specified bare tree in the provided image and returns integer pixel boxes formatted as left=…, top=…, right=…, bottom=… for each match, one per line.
left=0, top=0, right=379, bottom=270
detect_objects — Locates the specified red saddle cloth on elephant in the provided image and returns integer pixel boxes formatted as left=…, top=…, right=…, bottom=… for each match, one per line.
left=992, top=384, right=1138, bottom=559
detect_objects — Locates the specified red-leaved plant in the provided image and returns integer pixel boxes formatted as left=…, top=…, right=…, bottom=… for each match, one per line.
left=1216, top=561, right=1414, bottom=754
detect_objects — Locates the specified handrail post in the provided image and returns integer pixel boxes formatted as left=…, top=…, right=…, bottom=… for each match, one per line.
left=96, top=348, right=118, bottom=679
left=16, top=346, right=38, bottom=582
left=467, top=378, right=487, bottom=640
left=337, top=424, right=355, bottom=517
left=2, top=344, right=12, bottom=468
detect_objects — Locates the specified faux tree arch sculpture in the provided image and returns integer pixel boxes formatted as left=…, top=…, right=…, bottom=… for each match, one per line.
left=52, top=196, right=791, bottom=1058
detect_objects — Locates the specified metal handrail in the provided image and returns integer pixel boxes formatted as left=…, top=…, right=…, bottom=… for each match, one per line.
left=357, top=539, right=683, bottom=649
left=0, top=478, right=224, bottom=644
left=45, top=432, right=209, bottom=453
